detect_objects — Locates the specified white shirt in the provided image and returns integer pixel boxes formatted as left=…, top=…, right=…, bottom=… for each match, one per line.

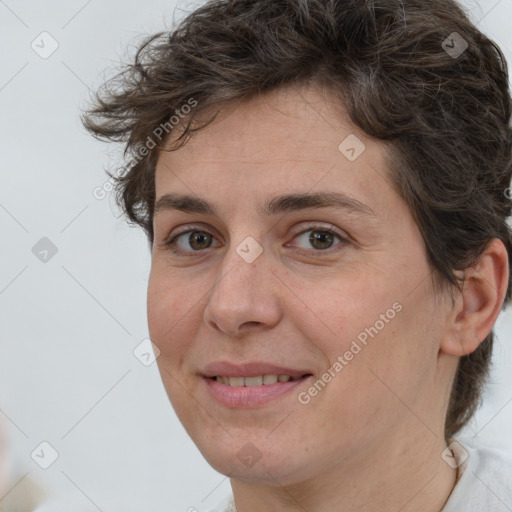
left=210, top=438, right=512, bottom=512
left=442, top=438, right=512, bottom=511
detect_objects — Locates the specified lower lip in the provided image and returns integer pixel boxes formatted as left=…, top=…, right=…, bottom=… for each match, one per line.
left=204, top=376, right=311, bottom=408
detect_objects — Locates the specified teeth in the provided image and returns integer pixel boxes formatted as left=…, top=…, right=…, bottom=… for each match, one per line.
left=214, top=374, right=295, bottom=386
left=244, top=376, right=263, bottom=387
left=228, top=377, right=244, bottom=387
left=263, top=374, right=278, bottom=385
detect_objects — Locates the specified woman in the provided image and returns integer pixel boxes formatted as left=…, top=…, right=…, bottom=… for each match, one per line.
left=82, top=0, right=512, bottom=510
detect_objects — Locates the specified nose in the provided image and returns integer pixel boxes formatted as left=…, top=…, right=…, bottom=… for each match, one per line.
left=203, top=240, right=282, bottom=337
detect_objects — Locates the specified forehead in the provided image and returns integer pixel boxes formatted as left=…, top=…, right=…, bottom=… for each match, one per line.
left=161, top=84, right=352, bottom=161
left=154, top=84, right=401, bottom=224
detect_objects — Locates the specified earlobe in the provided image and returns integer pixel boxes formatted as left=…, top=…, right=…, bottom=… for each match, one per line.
left=440, top=239, right=509, bottom=357
left=442, top=316, right=482, bottom=357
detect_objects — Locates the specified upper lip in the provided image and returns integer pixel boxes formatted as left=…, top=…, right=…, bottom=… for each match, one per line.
left=200, top=361, right=312, bottom=379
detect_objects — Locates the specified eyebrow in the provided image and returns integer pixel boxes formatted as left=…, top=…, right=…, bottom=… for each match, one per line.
left=154, top=191, right=376, bottom=219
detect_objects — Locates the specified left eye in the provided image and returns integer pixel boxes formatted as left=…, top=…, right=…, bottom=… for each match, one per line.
left=291, top=227, right=345, bottom=251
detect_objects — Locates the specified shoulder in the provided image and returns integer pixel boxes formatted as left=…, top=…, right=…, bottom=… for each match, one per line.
left=442, top=437, right=512, bottom=512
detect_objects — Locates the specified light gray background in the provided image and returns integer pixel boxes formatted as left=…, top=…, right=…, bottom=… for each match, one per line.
left=1, top=1, right=512, bottom=511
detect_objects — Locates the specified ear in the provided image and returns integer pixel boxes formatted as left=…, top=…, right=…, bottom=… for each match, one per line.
left=441, top=239, right=509, bottom=357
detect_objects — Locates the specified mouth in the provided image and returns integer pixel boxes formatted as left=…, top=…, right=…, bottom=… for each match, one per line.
left=199, top=362, right=314, bottom=408
left=210, top=374, right=309, bottom=386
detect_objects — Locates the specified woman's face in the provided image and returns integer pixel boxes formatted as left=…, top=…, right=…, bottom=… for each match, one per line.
left=147, top=84, right=455, bottom=486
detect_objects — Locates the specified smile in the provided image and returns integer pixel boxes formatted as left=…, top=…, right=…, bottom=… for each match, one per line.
left=212, top=374, right=298, bottom=386
left=203, top=374, right=313, bottom=408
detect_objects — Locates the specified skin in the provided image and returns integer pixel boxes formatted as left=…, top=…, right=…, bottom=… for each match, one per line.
left=147, top=83, right=509, bottom=511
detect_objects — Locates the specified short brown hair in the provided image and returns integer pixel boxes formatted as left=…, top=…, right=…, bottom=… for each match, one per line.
left=82, top=0, right=512, bottom=439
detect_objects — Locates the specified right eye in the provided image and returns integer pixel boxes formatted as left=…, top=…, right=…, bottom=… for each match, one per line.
left=165, top=226, right=221, bottom=255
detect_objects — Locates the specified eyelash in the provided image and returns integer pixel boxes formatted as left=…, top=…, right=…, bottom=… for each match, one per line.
left=164, top=223, right=348, bottom=257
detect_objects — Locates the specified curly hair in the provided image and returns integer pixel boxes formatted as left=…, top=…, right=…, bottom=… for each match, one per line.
left=81, top=0, right=512, bottom=440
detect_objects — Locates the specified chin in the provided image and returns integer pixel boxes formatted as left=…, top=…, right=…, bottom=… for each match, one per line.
left=196, top=435, right=316, bottom=486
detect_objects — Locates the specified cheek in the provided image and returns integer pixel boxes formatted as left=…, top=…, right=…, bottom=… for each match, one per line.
left=291, top=268, right=392, bottom=356
left=296, top=266, right=435, bottom=403
left=146, top=271, right=193, bottom=355
left=147, top=273, right=203, bottom=424
left=342, top=285, right=439, bottom=415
